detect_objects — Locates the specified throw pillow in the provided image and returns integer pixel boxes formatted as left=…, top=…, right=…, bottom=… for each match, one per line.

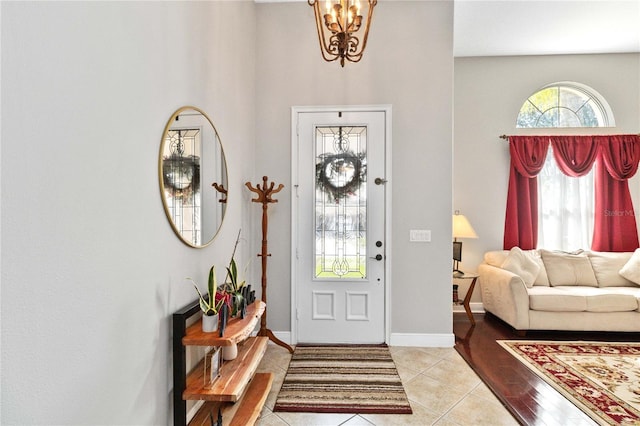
left=501, top=247, right=540, bottom=288
left=588, top=251, right=635, bottom=287
left=619, top=248, right=640, bottom=286
left=540, top=249, right=598, bottom=287
left=524, top=249, right=550, bottom=286
left=483, top=250, right=509, bottom=267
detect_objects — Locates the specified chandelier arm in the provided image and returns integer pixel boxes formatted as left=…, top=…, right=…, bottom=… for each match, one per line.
left=358, top=0, right=376, bottom=53
left=311, top=0, right=340, bottom=62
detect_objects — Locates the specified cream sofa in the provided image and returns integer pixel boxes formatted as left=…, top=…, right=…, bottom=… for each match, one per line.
left=478, top=248, right=640, bottom=333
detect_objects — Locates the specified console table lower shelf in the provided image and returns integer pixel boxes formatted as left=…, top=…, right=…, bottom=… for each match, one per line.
left=184, top=336, right=269, bottom=402
left=187, top=372, right=274, bottom=426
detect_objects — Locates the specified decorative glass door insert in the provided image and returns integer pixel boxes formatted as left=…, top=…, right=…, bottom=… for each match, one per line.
left=315, top=126, right=367, bottom=279
left=162, top=128, right=202, bottom=245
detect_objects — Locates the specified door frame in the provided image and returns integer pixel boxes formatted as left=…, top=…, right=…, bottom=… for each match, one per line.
left=290, top=105, right=392, bottom=345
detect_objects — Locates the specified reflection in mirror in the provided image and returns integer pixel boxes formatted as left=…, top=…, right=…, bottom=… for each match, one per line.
left=159, top=106, right=227, bottom=247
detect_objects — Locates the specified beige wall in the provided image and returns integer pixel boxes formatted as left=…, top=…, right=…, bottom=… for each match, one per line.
left=454, top=53, right=640, bottom=303
left=1, top=2, right=256, bottom=423
left=254, top=1, right=455, bottom=340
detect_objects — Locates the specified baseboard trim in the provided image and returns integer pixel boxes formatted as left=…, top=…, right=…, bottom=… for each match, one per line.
left=270, top=331, right=455, bottom=347
left=453, top=302, right=485, bottom=313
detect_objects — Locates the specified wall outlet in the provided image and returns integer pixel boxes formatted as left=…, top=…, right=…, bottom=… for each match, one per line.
left=410, top=229, right=431, bottom=242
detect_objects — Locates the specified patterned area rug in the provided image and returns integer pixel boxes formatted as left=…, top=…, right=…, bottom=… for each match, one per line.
left=273, top=344, right=412, bottom=414
left=498, top=340, right=640, bottom=425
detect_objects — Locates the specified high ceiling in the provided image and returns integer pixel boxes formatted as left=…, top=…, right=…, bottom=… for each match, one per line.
left=453, top=0, right=640, bottom=57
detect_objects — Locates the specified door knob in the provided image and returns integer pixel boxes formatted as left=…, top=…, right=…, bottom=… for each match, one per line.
left=370, top=254, right=383, bottom=261
left=374, top=178, right=387, bottom=185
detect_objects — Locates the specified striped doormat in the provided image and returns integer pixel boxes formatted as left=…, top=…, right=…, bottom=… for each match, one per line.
left=273, top=344, right=412, bottom=414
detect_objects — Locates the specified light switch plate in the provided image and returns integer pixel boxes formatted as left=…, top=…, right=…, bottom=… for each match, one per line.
left=410, top=229, right=431, bottom=242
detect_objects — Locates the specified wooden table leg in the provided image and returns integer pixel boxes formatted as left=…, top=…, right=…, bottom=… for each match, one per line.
left=462, top=276, right=478, bottom=326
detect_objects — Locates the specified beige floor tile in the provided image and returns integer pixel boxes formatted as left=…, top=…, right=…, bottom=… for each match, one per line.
left=422, top=358, right=482, bottom=392
left=258, top=344, right=292, bottom=373
left=419, top=346, right=458, bottom=361
left=403, top=374, right=470, bottom=415
left=432, top=416, right=465, bottom=426
left=341, top=414, right=376, bottom=425
left=271, top=411, right=355, bottom=425
left=361, top=401, right=441, bottom=425
left=394, top=363, right=421, bottom=383
left=391, top=347, right=442, bottom=373
left=441, top=393, right=518, bottom=426
left=469, top=381, right=500, bottom=403
left=256, top=412, right=289, bottom=426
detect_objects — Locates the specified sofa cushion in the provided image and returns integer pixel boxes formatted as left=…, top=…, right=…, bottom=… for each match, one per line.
left=595, top=287, right=640, bottom=312
left=528, top=287, right=586, bottom=311
left=484, top=250, right=509, bottom=267
left=501, top=247, right=540, bottom=288
left=540, top=249, right=598, bottom=287
left=485, top=249, right=549, bottom=286
left=528, top=286, right=639, bottom=312
left=588, top=251, right=635, bottom=287
left=619, top=248, right=640, bottom=286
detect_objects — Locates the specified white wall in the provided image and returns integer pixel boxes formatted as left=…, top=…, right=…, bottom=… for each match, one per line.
left=255, top=1, right=454, bottom=341
left=454, top=53, right=640, bottom=303
left=1, top=2, right=256, bottom=424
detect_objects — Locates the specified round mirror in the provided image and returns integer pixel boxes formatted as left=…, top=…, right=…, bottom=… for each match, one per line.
left=159, top=106, right=227, bottom=247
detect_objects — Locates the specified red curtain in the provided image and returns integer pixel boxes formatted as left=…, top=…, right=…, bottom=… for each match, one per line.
left=503, top=136, right=549, bottom=250
left=503, top=134, right=640, bottom=251
left=592, top=135, right=640, bottom=251
left=550, top=136, right=599, bottom=177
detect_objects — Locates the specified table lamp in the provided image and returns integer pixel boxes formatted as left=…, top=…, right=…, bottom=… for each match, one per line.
left=453, top=210, right=478, bottom=277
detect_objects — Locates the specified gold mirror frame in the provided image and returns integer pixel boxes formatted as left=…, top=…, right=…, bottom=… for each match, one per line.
left=159, top=106, right=228, bottom=248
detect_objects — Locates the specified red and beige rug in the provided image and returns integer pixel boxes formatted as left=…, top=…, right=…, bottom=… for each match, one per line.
left=498, top=340, right=640, bottom=425
left=273, top=344, right=412, bottom=414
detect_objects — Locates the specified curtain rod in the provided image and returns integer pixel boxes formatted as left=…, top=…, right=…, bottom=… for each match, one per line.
left=499, top=134, right=640, bottom=140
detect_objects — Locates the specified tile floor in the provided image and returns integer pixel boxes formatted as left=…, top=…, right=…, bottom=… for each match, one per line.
left=255, top=343, right=518, bottom=426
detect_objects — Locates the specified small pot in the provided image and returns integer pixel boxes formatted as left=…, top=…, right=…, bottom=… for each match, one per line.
left=223, top=342, right=238, bottom=360
left=201, top=313, right=219, bottom=333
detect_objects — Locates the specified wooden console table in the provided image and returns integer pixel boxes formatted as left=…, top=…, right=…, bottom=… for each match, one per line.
left=173, top=301, right=272, bottom=425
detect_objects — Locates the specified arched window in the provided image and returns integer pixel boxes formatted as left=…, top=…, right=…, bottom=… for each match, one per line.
left=515, top=82, right=615, bottom=250
left=517, top=82, right=615, bottom=129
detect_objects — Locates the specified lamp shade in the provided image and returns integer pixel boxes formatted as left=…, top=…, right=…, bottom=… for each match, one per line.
left=453, top=212, right=478, bottom=239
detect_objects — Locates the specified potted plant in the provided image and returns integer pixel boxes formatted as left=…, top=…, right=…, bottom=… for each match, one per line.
left=188, top=265, right=225, bottom=333
left=224, top=258, right=248, bottom=317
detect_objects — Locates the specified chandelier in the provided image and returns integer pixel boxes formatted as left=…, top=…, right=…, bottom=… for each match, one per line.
left=308, top=0, right=377, bottom=67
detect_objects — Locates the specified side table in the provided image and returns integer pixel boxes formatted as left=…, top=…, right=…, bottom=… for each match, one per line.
left=453, top=273, right=479, bottom=326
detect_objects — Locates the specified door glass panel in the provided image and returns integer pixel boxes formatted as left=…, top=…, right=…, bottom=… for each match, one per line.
left=314, top=126, right=367, bottom=279
left=163, top=128, right=202, bottom=245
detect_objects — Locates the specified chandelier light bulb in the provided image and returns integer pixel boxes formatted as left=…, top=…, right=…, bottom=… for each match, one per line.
left=308, top=0, right=376, bottom=67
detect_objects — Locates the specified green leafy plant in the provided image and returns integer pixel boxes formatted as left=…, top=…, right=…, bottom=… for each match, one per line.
left=223, top=258, right=249, bottom=316
left=225, top=258, right=246, bottom=293
left=187, top=265, right=225, bottom=316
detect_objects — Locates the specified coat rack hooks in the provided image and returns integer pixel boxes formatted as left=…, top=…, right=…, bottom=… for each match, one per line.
left=245, top=176, right=293, bottom=353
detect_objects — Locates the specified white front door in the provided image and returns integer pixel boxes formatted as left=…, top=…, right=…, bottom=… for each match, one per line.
left=292, top=106, right=390, bottom=344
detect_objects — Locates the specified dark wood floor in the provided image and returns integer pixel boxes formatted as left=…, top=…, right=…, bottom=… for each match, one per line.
left=453, top=312, right=640, bottom=426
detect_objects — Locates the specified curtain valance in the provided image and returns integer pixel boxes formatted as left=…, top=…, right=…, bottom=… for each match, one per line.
left=503, top=134, right=640, bottom=252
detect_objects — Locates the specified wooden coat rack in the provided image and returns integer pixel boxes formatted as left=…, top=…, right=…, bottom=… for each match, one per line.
left=246, top=176, right=294, bottom=353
